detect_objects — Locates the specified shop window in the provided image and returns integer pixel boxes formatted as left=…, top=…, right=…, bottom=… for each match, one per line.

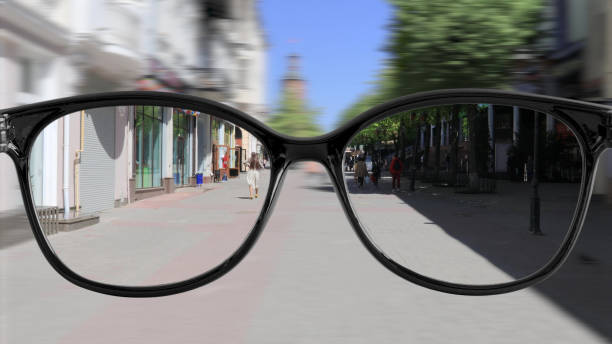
left=224, top=124, right=231, bottom=146
left=173, top=109, right=191, bottom=186
left=134, top=106, right=163, bottom=189
left=211, top=118, right=219, bottom=144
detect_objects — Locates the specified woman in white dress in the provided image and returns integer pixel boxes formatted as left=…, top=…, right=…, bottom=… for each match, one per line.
left=247, top=152, right=263, bottom=199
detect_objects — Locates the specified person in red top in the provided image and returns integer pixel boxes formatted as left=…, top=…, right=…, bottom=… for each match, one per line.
left=222, top=153, right=229, bottom=169
left=389, top=154, right=403, bottom=192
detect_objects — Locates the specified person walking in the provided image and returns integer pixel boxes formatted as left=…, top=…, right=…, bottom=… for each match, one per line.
left=371, top=159, right=381, bottom=187
left=247, top=152, right=263, bottom=199
left=389, top=154, right=403, bottom=192
left=354, top=156, right=368, bottom=188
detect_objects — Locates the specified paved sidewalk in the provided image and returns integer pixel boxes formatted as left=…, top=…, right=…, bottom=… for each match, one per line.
left=1, top=167, right=612, bottom=343
left=344, top=171, right=592, bottom=284
left=0, top=209, right=31, bottom=250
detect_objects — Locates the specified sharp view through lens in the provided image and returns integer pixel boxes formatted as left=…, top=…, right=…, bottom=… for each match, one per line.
left=1, top=1, right=612, bottom=343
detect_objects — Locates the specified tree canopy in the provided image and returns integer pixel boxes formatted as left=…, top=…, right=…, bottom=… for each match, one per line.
left=340, top=0, right=542, bottom=126
left=266, top=89, right=321, bottom=137
left=383, top=0, right=542, bottom=96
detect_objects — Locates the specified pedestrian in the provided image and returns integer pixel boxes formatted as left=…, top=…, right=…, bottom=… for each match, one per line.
left=389, top=154, right=403, bottom=192
left=371, top=160, right=381, bottom=187
left=354, top=156, right=368, bottom=188
left=221, top=151, right=229, bottom=181
left=247, top=152, right=263, bottom=199
left=349, top=156, right=355, bottom=172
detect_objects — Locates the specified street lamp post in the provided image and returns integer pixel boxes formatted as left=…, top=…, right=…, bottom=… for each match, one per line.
left=530, top=112, right=543, bottom=235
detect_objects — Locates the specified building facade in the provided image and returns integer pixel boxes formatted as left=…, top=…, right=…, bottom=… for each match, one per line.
left=28, top=105, right=261, bottom=220
left=529, top=0, right=612, bottom=199
left=0, top=0, right=267, bottom=213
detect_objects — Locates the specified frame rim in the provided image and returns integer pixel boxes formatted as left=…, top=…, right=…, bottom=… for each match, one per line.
left=8, top=96, right=288, bottom=297
left=329, top=98, right=602, bottom=295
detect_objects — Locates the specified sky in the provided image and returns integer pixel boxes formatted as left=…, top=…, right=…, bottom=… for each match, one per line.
left=259, top=0, right=392, bottom=132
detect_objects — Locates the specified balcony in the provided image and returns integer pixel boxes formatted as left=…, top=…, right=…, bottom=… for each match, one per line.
left=190, top=67, right=234, bottom=100
left=211, top=19, right=239, bottom=44
left=72, top=0, right=143, bottom=81
left=96, top=2, right=141, bottom=54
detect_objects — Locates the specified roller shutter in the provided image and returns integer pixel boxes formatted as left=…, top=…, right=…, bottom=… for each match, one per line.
left=79, top=109, right=116, bottom=214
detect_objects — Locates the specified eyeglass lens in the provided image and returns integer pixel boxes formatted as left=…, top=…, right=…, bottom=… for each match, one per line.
left=29, top=106, right=271, bottom=286
left=344, top=104, right=582, bottom=285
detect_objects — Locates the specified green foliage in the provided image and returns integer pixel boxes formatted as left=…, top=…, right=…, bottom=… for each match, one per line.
left=340, top=0, right=542, bottom=125
left=342, top=0, right=541, bottom=182
left=384, top=0, right=542, bottom=97
left=349, top=109, right=437, bottom=154
left=267, top=89, right=322, bottom=137
left=338, top=93, right=385, bottom=127
left=351, top=113, right=402, bottom=146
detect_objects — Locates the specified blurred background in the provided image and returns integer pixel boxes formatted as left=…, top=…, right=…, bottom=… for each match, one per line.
left=1, top=0, right=612, bottom=343
left=1, top=0, right=611, bottom=207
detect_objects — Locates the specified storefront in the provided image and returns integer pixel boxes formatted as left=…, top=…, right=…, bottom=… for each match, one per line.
left=173, top=109, right=193, bottom=186
left=211, top=117, right=243, bottom=180
left=134, top=106, right=163, bottom=189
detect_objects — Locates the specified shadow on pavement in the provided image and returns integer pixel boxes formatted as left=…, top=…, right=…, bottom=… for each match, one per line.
left=347, top=172, right=612, bottom=340
left=302, top=185, right=335, bottom=193
left=0, top=210, right=33, bottom=250
left=3, top=168, right=611, bottom=340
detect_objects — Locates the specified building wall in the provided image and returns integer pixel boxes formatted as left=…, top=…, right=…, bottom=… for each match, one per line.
left=68, top=112, right=82, bottom=208
left=584, top=0, right=612, bottom=198
left=0, top=2, right=73, bottom=210
left=0, top=0, right=268, bottom=212
left=114, top=107, right=130, bottom=206
left=197, top=115, right=213, bottom=177
left=584, top=0, right=607, bottom=93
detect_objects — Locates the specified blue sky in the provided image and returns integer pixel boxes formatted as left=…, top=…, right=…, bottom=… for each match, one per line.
left=259, top=0, right=392, bottom=132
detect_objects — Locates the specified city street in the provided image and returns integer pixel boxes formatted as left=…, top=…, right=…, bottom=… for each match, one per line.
left=2, top=166, right=612, bottom=343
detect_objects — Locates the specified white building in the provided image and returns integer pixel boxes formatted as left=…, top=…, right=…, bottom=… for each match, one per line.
left=0, top=0, right=268, bottom=213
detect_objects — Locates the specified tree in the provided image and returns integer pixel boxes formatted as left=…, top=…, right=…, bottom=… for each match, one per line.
left=267, top=89, right=321, bottom=137
left=383, top=0, right=542, bottom=97
left=350, top=113, right=402, bottom=155
left=338, top=92, right=386, bottom=127
left=340, top=0, right=542, bottom=185
left=387, top=0, right=541, bottom=188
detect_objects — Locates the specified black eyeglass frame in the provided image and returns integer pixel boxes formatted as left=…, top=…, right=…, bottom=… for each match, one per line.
left=2, top=89, right=611, bottom=297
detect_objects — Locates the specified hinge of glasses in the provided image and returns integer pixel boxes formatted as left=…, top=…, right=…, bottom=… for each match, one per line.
left=0, top=113, right=8, bottom=153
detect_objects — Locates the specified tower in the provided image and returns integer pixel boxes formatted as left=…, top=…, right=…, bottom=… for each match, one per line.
left=282, top=54, right=305, bottom=99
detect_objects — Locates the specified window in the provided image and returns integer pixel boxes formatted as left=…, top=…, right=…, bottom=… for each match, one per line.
left=173, top=109, right=191, bottom=186
left=239, top=59, right=248, bottom=89
left=224, top=124, right=231, bottom=146
left=211, top=118, right=219, bottom=144
left=134, top=106, right=163, bottom=188
left=20, top=58, right=33, bottom=93
left=566, top=0, right=587, bottom=43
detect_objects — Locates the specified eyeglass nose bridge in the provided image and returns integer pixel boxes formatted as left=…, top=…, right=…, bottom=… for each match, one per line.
left=279, top=140, right=332, bottom=165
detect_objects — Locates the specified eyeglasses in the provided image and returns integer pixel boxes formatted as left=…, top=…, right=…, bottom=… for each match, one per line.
left=1, top=89, right=610, bottom=297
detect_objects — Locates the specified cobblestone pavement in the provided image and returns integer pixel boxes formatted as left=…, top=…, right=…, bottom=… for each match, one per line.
left=1, top=166, right=612, bottom=343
